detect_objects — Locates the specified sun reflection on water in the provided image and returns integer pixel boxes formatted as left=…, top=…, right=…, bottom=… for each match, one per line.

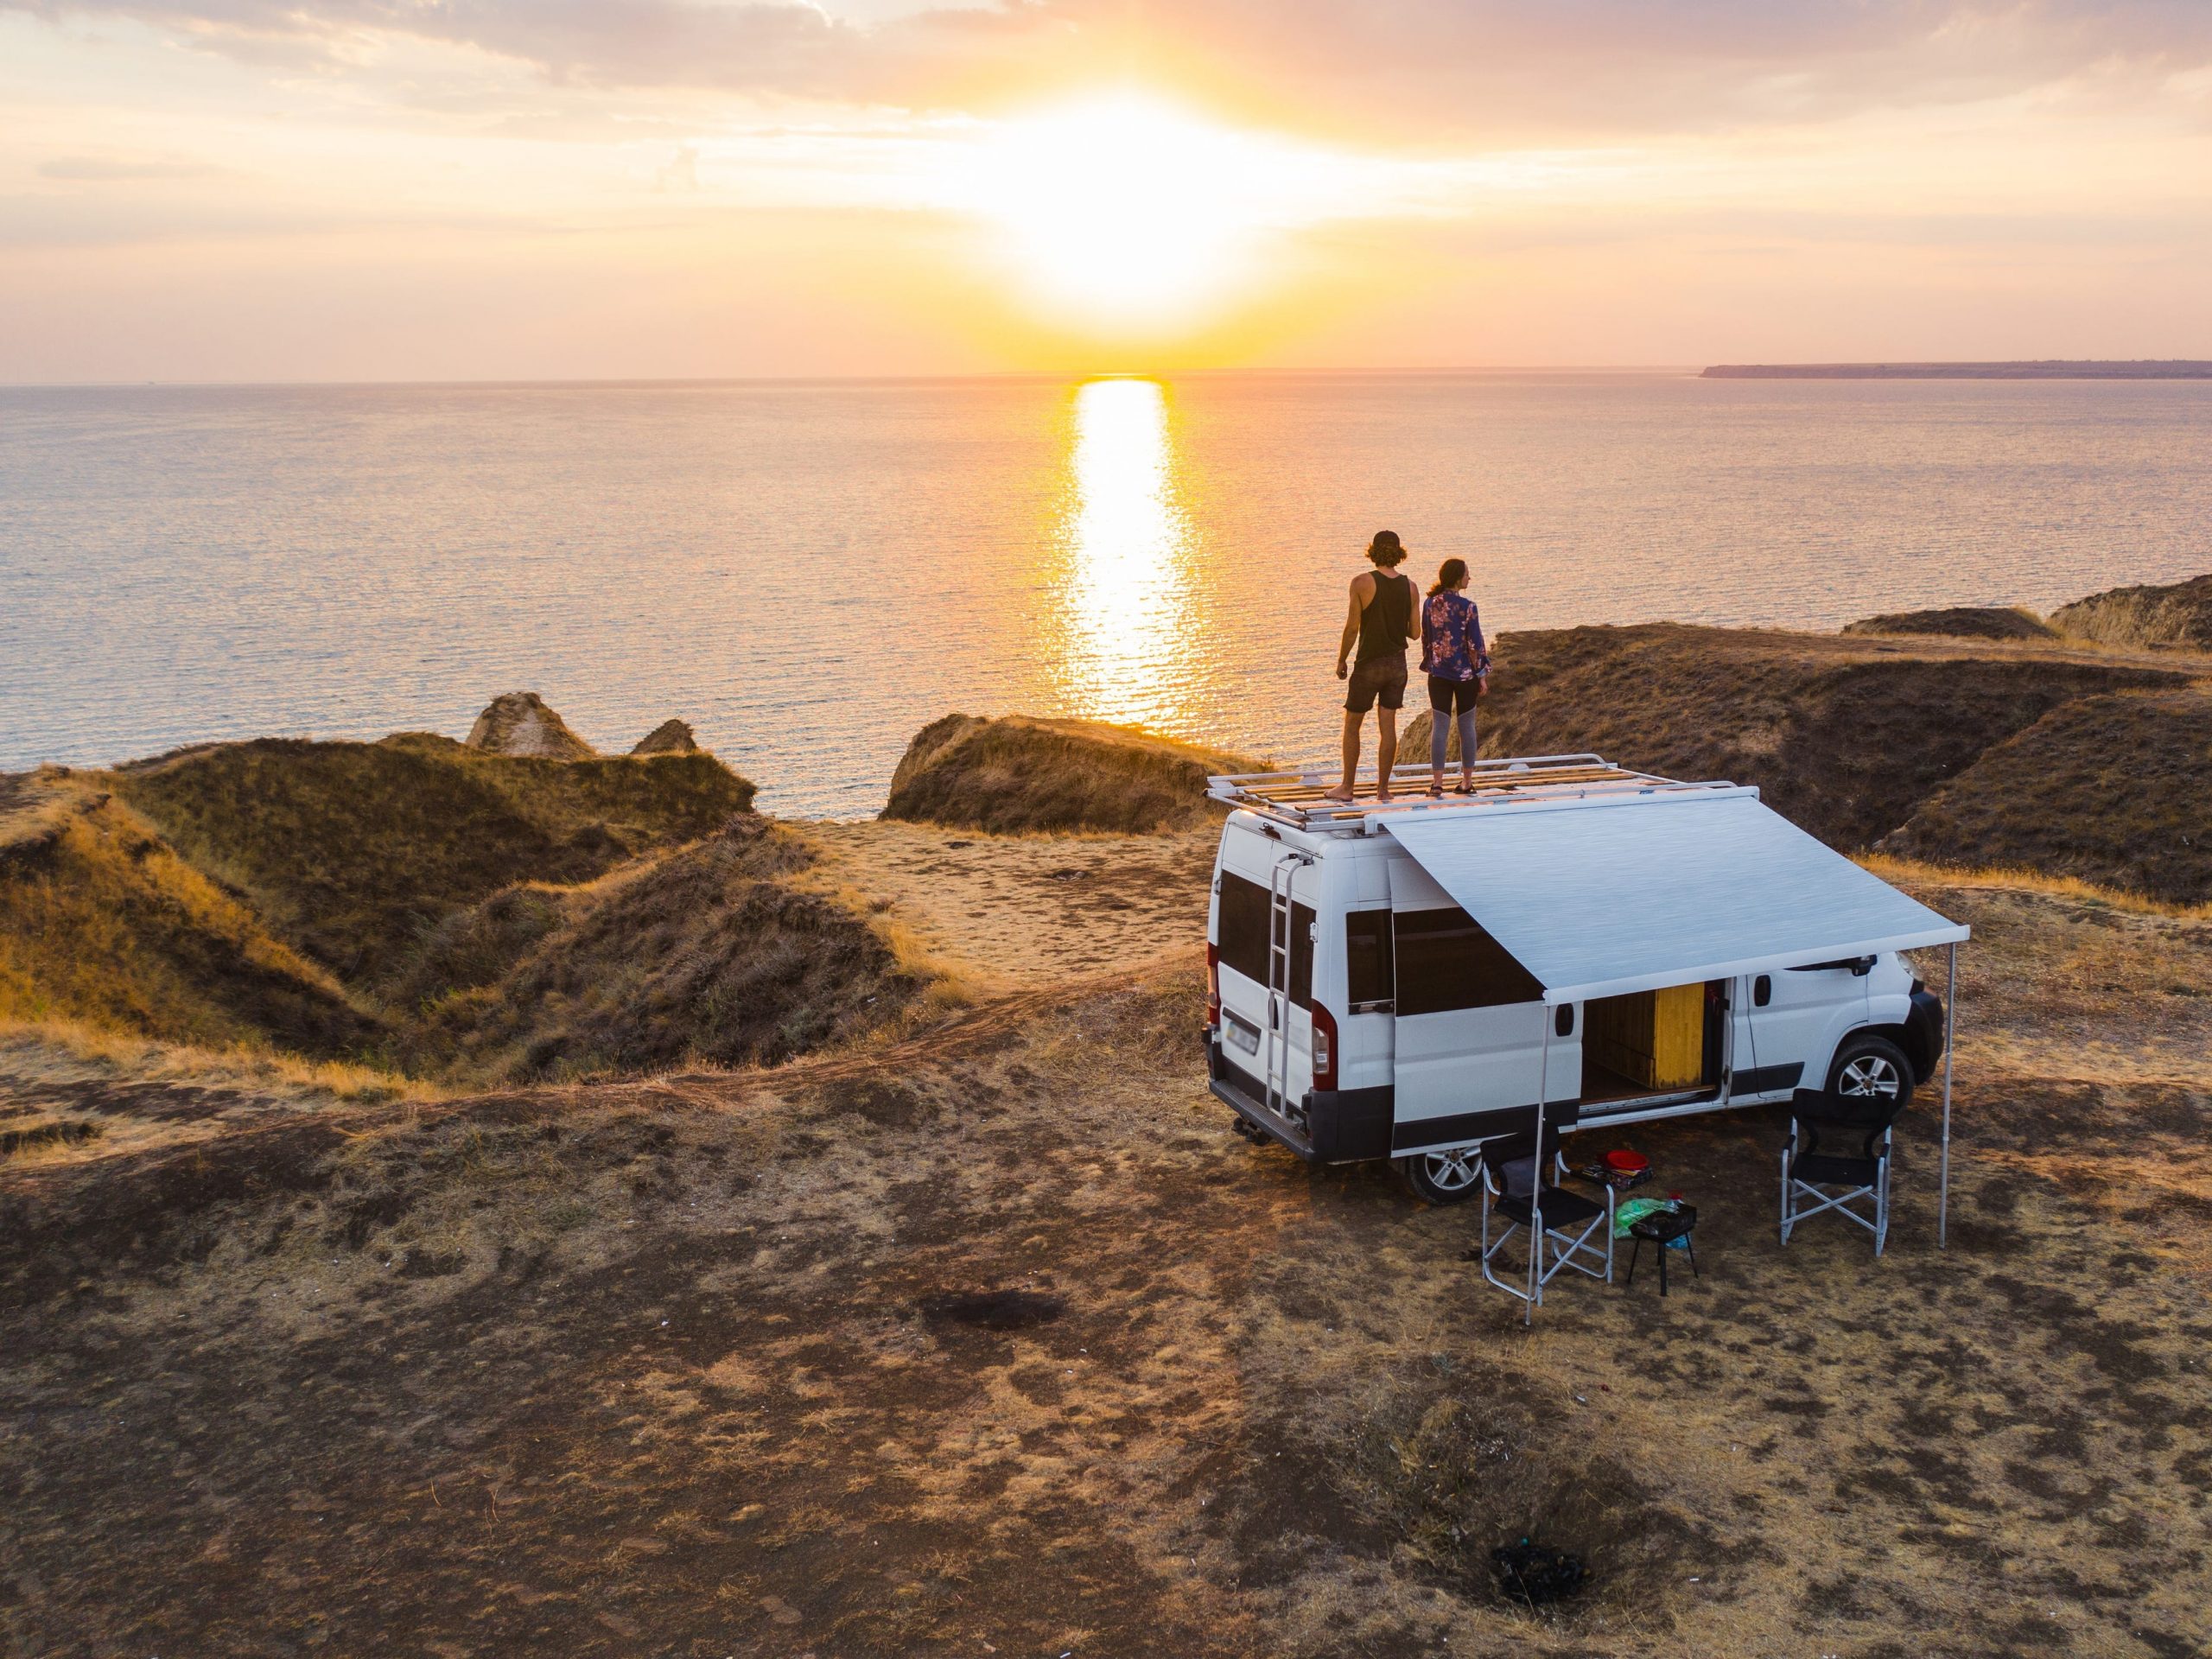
left=1050, top=377, right=1199, bottom=729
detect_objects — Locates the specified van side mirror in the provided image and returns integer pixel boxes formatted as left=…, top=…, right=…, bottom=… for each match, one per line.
left=1555, top=1005, right=1574, bottom=1038
left=1753, top=975, right=1772, bottom=1007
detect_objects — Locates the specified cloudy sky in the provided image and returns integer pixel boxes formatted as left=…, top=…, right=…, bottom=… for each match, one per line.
left=4, top=0, right=2210, bottom=379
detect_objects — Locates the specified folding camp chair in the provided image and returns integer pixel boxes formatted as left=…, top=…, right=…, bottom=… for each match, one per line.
left=1468, top=1127, right=1615, bottom=1309
left=1780, top=1088, right=1909, bottom=1256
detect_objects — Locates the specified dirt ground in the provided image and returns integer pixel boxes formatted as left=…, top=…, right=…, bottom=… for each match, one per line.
left=795, top=818, right=1220, bottom=991
left=3, top=831, right=2209, bottom=1658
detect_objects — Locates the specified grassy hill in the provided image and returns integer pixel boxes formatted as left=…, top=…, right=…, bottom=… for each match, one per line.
left=110, top=735, right=753, bottom=987
left=1458, top=623, right=2187, bottom=854
left=387, top=817, right=922, bottom=1084
left=0, top=724, right=880, bottom=1086
left=884, top=714, right=1265, bottom=835
left=2050, top=572, right=2212, bottom=650
left=1841, top=605, right=2056, bottom=640
left=1880, top=683, right=2212, bottom=902
left=0, top=772, right=372, bottom=1056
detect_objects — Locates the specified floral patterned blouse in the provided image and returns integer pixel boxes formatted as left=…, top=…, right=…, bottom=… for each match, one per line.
left=1419, top=591, right=1490, bottom=683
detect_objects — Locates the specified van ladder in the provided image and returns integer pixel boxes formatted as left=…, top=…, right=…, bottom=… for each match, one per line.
left=1264, top=852, right=1312, bottom=1122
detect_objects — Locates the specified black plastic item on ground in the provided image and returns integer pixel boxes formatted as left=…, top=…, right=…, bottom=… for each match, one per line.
left=1491, top=1538, right=1586, bottom=1605
left=1624, top=1203, right=1700, bottom=1298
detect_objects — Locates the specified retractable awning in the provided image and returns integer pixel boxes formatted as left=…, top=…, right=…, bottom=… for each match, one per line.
left=1382, top=789, right=1968, bottom=1006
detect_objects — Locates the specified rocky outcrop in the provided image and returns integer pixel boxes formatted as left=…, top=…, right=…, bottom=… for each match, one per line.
left=630, top=719, right=700, bottom=756
left=2050, top=574, right=2212, bottom=651
left=883, top=715, right=1264, bottom=835
left=1842, top=607, right=2056, bottom=642
left=465, top=692, right=595, bottom=760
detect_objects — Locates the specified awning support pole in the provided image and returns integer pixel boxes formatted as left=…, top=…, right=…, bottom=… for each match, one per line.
left=1529, top=1019, right=1551, bottom=1326
left=1939, top=941, right=1958, bottom=1250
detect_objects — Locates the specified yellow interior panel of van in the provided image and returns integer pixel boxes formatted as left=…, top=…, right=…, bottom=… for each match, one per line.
left=1584, top=982, right=1705, bottom=1091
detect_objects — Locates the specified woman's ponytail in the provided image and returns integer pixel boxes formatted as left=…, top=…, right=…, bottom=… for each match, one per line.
left=1429, top=556, right=1469, bottom=597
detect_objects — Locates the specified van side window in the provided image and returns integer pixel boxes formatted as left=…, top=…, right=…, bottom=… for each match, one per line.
left=1346, top=910, right=1394, bottom=1012
left=1216, top=873, right=1314, bottom=1006
left=1394, top=906, right=1543, bottom=1015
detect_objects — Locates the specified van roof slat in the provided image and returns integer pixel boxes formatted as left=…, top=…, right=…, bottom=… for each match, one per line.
left=1208, top=754, right=1735, bottom=830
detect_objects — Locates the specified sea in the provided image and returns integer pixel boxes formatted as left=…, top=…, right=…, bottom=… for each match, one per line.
left=4, top=371, right=2209, bottom=817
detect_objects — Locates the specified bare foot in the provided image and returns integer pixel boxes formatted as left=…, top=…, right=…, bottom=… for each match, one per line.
left=1374, top=787, right=1395, bottom=803
left=1322, top=784, right=1357, bottom=802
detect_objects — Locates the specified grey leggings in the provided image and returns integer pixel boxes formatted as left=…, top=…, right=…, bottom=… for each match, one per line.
left=1432, top=709, right=1478, bottom=769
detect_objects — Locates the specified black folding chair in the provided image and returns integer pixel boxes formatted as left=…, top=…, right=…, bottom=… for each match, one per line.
left=1780, top=1088, right=1909, bottom=1256
left=1468, top=1125, right=1615, bottom=1313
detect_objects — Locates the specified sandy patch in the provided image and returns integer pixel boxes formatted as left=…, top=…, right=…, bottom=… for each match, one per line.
left=792, top=818, right=1218, bottom=990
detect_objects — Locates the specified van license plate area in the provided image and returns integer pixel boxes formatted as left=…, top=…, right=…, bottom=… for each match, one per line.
left=1224, top=1012, right=1262, bottom=1055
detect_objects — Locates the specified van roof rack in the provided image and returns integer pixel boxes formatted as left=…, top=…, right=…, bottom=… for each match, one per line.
left=1206, top=753, right=1735, bottom=830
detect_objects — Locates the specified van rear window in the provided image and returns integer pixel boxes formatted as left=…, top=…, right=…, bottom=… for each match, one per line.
left=1395, top=906, right=1542, bottom=1015
left=1346, top=910, right=1394, bottom=1012
left=1215, top=872, right=1312, bottom=1006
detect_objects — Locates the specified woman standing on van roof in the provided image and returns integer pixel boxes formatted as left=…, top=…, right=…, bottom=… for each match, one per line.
left=1420, top=556, right=1491, bottom=797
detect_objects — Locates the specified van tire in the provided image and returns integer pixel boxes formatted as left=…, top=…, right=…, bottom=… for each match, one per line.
left=1826, top=1033, right=1914, bottom=1107
left=1395, top=1149, right=1484, bottom=1205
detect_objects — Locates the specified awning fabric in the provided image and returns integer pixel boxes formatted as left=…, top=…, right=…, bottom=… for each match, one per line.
left=1382, top=789, right=1968, bottom=1005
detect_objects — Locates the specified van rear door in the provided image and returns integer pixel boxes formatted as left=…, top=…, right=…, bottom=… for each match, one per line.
left=1212, top=849, right=1316, bottom=1109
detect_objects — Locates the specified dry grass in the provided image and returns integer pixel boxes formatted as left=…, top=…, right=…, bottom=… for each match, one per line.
left=1473, top=622, right=2188, bottom=855
left=2051, top=571, right=2212, bottom=650
left=1842, top=605, right=2057, bottom=641
left=882, top=712, right=1266, bottom=835
left=3, top=861, right=2209, bottom=1656
left=107, top=734, right=753, bottom=985
left=1861, top=852, right=2212, bottom=923
left=794, top=817, right=1219, bottom=993
left=0, top=775, right=374, bottom=1057
left=3, top=746, right=946, bottom=1094
left=385, top=817, right=925, bottom=1085
left=1878, top=683, right=2212, bottom=904
left=10, top=632, right=2212, bottom=1653
left=0, top=1015, right=439, bottom=1105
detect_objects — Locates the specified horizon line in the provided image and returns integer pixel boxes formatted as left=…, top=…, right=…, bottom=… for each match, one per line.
left=2, top=365, right=1722, bottom=392
left=11, top=359, right=2209, bottom=392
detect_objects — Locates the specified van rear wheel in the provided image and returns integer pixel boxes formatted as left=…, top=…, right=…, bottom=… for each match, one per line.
left=1395, top=1149, right=1483, bottom=1205
left=1827, top=1033, right=1914, bottom=1107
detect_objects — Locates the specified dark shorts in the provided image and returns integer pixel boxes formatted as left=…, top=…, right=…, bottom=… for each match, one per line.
left=1345, top=654, right=1408, bottom=714
left=1427, top=675, right=1480, bottom=715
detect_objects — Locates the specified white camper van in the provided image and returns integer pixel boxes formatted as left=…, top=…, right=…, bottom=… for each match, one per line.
left=1204, top=755, right=1962, bottom=1203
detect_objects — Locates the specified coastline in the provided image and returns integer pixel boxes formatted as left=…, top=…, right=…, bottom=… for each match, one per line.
left=1703, top=359, right=2212, bottom=378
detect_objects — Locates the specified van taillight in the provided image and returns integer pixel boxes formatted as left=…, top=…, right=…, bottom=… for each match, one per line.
left=1205, top=944, right=1221, bottom=1027
left=1310, top=1002, right=1338, bottom=1091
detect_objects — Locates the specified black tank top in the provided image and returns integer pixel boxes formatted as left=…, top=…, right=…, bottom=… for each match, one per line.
left=1357, top=570, right=1414, bottom=662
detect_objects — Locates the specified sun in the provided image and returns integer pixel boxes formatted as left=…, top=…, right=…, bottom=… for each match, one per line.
left=954, top=94, right=1332, bottom=331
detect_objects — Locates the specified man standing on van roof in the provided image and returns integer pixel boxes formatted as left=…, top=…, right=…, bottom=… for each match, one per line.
left=1327, top=530, right=1418, bottom=802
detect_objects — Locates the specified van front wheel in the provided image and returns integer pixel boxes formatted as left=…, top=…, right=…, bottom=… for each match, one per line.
left=1826, top=1033, right=1914, bottom=1107
left=1396, top=1149, right=1483, bottom=1205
